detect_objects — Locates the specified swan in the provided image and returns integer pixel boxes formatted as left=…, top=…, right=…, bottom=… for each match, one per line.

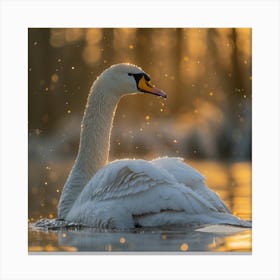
left=58, top=63, right=251, bottom=229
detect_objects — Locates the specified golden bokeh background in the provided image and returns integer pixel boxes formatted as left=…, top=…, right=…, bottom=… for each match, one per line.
left=28, top=28, right=252, bottom=246
left=29, top=28, right=251, bottom=162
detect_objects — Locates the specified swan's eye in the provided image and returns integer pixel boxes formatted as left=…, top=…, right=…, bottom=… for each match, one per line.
left=143, top=73, right=151, bottom=81
left=128, top=73, right=151, bottom=82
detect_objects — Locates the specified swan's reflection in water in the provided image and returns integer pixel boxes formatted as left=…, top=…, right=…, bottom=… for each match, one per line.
left=29, top=224, right=251, bottom=252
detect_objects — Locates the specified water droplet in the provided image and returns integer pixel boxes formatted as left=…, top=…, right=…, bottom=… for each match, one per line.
left=161, top=234, right=167, bottom=240
left=51, top=73, right=59, bottom=83
left=105, top=244, right=112, bottom=251
left=180, top=243, right=189, bottom=251
left=71, top=66, right=75, bottom=70
left=145, top=115, right=150, bottom=121
left=33, top=41, right=38, bottom=46
left=128, top=44, right=134, bottom=49
left=67, top=109, right=71, bottom=114
left=119, top=237, right=126, bottom=244
left=209, top=92, right=214, bottom=96
left=173, top=139, right=178, bottom=143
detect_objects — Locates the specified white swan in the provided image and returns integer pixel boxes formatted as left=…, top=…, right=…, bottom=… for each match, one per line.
left=58, top=63, right=251, bottom=229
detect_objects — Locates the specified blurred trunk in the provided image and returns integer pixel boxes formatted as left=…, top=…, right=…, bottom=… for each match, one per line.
left=135, top=28, right=152, bottom=71
left=102, top=28, right=114, bottom=65
left=206, top=28, right=251, bottom=159
left=206, top=28, right=236, bottom=159
left=172, top=28, right=183, bottom=113
left=28, top=28, right=53, bottom=132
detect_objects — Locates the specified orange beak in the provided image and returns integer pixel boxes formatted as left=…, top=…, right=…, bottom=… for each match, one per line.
left=137, top=76, right=167, bottom=98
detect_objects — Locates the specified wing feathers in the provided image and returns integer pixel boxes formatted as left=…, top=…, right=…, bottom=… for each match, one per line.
left=67, top=158, right=244, bottom=229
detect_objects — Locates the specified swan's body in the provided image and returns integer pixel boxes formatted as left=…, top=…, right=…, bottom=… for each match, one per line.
left=58, top=63, right=251, bottom=229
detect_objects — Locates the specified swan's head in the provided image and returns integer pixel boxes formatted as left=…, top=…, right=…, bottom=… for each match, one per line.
left=99, top=63, right=167, bottom=99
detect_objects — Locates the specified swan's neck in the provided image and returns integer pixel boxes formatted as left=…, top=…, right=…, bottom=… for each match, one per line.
left=77, top=82, right=119, bottom=175
left=58, top=79, right=119, bottom=219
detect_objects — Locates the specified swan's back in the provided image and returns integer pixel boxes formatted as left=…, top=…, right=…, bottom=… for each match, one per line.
left=66, top=157, right=250, bottom=229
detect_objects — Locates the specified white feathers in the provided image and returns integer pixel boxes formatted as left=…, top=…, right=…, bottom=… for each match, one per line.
left=65, top=157, right=250, bottom=229
left=59, top=63, right=251, bottom=229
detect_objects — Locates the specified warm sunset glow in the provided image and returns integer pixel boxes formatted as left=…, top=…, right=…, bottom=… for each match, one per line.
left=29, top=28, right=251, bottom=253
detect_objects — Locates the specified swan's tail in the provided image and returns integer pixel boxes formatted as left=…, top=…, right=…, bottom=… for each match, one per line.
left=135, top=211, right=252, bottom=228
left=194, top=212, right=252, bottom=228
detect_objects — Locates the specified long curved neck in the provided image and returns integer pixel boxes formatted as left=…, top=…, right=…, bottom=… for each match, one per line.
left=76, top=81, right=119, bottom=176
left=58, top=78, right=120, bottom=219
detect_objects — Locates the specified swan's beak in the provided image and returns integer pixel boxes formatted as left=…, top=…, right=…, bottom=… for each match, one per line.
left=137, top=76, right=167, bottom=98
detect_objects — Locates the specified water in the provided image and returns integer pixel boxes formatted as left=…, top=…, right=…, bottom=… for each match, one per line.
left=29, top=223, right=251, bottom=253
left=28, top=160, right=252, bottom=253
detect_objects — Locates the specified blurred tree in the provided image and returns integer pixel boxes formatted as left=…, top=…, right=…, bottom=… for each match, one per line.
left=28, top=28, right=52, bottom=131
left=28, top=28, right=251, bottom=160
left=102, top=28, right=114, bottom=65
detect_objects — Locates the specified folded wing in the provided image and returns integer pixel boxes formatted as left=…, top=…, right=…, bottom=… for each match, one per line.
left=66, top=158, right=248, bottom=229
